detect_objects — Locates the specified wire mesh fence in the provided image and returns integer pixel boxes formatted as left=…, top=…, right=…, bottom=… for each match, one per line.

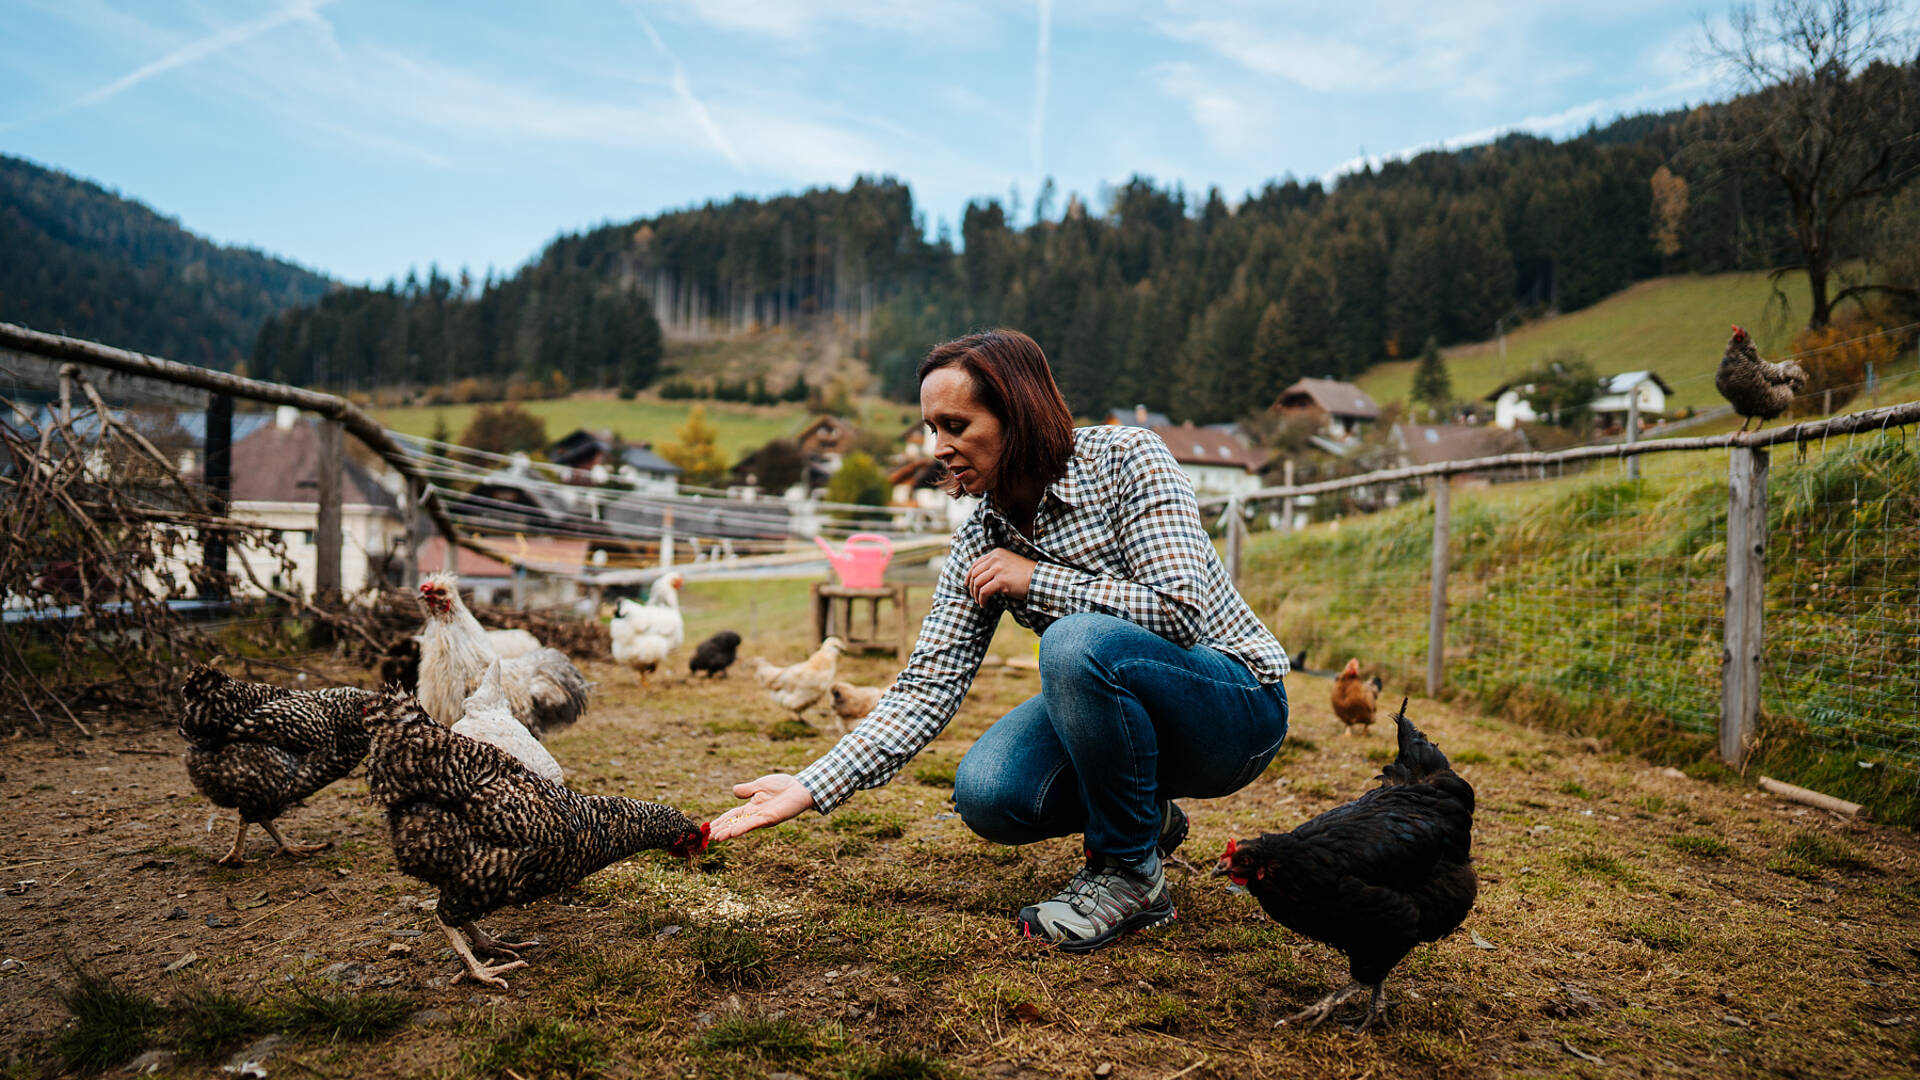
left=1235, top=419, right=1920, bottom=812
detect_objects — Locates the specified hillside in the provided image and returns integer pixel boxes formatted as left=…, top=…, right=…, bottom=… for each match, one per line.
left=1353, top=270, right=1813, bottom=413
left=373, top=393, right=920, bottom=463
left=0, top=153, right=330, bottom=370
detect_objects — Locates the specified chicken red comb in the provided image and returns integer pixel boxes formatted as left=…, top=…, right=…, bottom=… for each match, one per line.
left=1731, top=324, right=1745, bottom=336
left=1223, top=837, right=1238, bottom=858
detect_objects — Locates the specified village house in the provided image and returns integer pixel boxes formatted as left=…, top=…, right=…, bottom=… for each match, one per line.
left=222, top=407, right=408, bottom=596
left=1393, top=422, right=1533, bottom=485
left=1274, top=378, right=1383, bottom=441
left=1149, top=422, right=1264, bottom=498
left=1485, top=371, right=1672, bottom=431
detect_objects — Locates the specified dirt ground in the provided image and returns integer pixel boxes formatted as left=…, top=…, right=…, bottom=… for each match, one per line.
left=3, top=584, right=1918, bottom=1079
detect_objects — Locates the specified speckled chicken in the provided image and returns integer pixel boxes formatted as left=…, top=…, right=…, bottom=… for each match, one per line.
left=1217, top=701, right=1477, bottom=1030
left=362, top=689, right=708, bottom=988
left=1717, top=325, right=1807, bottom=432
left=688, top=630, right=742, bottom=678
left=416, top=572, right=591, bottom=737
left=178, top=664, right=378, bottom=865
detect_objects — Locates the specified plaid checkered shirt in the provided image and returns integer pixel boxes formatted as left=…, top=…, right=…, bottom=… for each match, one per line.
left=794, top=424, right=1289, bottom=814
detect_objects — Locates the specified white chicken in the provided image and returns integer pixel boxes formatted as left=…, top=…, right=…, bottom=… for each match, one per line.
left=610, top=573, right=685, bottom=686
left=452, top=659, right=564, bottom=783
left=416, top=573, right=592, bottom=738
left=484, top=628, right=543, bottom=660
left=760, top=637, right=844, bottom=719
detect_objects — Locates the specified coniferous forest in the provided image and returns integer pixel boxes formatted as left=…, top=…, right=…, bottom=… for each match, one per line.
left=0, top=154, right=330, bottom=369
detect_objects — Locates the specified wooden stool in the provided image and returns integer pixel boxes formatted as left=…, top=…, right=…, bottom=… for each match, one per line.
left=811, top=583, right=911, bottom=660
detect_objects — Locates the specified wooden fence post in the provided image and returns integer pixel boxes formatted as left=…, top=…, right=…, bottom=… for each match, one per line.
left=401, top=476, right=422, bottom=589
left=1279, top=459, right=1295, bottom=533
left=203, top=393, right=233, bottom=600
left=1224, top=498, right=1244, bottom=585
left=1722, top=445, right=1769, bottom=768
left=315, top=417, right=343, bottom=603
left=1626, top=385, right=1641, bottom=481
left=1427, top=475, right=1451, bottom=697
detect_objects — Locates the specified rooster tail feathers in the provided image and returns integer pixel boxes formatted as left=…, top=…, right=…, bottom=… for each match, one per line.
left=1382, top=699, right=1452, bottom=783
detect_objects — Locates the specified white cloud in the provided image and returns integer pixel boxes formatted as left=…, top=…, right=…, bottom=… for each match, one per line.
left=1153, top=62, right=1262, bottom=155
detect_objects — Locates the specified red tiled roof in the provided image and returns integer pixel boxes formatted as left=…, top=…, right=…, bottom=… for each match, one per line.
left=1148, top=424, right=1263, bottom=471
left=225, top=420, right=399, bottom=510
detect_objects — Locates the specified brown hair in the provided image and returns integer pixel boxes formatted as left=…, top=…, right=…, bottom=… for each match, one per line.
left=918, top=329, right=1074, bottom=497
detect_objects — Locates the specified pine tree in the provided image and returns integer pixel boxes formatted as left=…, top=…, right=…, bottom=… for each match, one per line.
left=1411, top=337, right=1452, bottom=420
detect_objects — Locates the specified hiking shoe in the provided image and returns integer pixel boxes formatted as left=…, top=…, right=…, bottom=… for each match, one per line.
left=1017, top=855, right=1174, bottom=952
left=1157, top=800, right=1189, bottom=859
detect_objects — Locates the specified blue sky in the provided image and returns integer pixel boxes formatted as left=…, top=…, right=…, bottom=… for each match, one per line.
left=3, top=1, right=1735, bottom=285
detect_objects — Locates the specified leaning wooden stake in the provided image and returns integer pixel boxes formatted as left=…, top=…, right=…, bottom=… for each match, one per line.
left=1758, top=776, right=1862, bottom=817
left=1427, top=477, right=1451, bottom=697
left=1721, top=445, right=1769, bottom=769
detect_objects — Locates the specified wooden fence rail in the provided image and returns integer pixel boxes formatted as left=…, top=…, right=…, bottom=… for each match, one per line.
left=1208, top=400, right=1920, bottom=769
left=0, top=321, right=491, bottom=587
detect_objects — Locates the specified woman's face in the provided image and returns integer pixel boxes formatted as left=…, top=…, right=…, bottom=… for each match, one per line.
left=921, top=366, right=1006, bottom=496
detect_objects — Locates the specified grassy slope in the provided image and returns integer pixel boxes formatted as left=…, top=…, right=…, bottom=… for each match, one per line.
left=372, top=394, right=923, bottom=461
left=1236, top=431, right=1920, bottom=826
left=1356, top=271, right=1810, bottom=413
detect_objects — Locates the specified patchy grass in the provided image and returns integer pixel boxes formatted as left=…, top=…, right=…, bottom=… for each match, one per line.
left=687, top=925, right=777, bottom=987
left=52, top=973, right=163, bottom=1073
left=169, top=984, right=271, bottom=1060
left=767, top=718, right=819, bottom=741
left=1768, top=830, right=1880, bottom=881
left=274, top=986, right=414, bottom=1042
left=1667, top=834, right=1732, bottom=858
left=1621, top=917, right=1697, bottom=951
left=695, top=1010, right=831, bottom=1063
left=458, top=1015, right=610, bottom=1080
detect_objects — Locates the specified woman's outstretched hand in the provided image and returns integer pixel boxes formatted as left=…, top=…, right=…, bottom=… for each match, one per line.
left=708, top=774, right=816, bottom=842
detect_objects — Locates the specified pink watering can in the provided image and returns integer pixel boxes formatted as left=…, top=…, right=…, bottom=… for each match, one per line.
left=815, top=533, right=894, bottom=588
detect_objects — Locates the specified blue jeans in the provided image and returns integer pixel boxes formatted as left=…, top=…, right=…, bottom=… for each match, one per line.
left=953, top=613, right=1289, bottom=868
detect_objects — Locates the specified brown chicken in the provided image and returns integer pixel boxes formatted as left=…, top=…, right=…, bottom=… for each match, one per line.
left=1330, top=659, right=1384, bottom=736
left=829, top=680, right=885, bottom=731
left=757, top=637, right=844, bottom=718
left=1717, top=325, right=1807, bottom=432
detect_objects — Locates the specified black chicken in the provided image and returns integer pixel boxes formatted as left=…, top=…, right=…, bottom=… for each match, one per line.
left=688, top=630, right=742, bottom=678
left=378, top=635, right=421, bottom=694
left=362, top=690, right=709, bottom=988
left=178, top=664, right=378, bottom=865
left=1216, top=700, right=1476, bottom=1030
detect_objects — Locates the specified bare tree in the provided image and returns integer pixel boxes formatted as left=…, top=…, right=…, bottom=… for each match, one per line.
left=1703, top=0, right=1920, bottom=327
